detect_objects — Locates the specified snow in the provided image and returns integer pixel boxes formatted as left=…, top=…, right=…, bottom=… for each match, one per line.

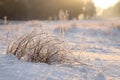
left=0, top=20, right=120, bottom=80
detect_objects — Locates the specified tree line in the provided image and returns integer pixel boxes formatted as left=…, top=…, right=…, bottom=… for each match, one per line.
left=102, top=1, right=120, bottom=18
left=0, top=0, right=96, bottom=20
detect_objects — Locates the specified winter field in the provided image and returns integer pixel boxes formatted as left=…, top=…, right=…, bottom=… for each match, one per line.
left=0, top=20, right=120, bottom=80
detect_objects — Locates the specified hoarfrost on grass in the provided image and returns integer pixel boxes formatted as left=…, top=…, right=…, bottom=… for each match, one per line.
left=0, top=20, right=120, bottom=80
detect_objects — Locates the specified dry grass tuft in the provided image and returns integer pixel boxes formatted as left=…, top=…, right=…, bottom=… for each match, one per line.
left=7, top=30, right=68, bottom=64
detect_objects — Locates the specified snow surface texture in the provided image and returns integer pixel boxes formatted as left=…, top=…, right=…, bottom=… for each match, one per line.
left=0, top=20, right=120, bottom=80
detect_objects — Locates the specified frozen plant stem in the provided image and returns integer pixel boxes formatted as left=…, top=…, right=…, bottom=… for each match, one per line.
left=58, top=10, right=69, bottom=38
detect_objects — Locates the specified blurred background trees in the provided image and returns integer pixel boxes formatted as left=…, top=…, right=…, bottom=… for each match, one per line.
left=83, top=0, right=96, bottom=19
left=0, top=0, right=28, bottom=20
left=102, top=1, right=120, bottom=18
left=0, top=0, right=96, bottom=20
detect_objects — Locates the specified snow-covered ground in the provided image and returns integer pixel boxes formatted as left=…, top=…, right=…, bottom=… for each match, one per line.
left=0, top=20, right=120, bottom=80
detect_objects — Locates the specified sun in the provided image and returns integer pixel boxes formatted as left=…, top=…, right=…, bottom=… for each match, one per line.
left=92, top=0, right=118, bottom=9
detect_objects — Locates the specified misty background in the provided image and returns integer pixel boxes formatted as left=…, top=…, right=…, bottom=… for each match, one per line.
left=0, top=0, right=120, bottom=20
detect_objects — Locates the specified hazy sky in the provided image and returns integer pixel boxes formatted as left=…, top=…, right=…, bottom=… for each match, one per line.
left=93, top=0, right=118, bottom=9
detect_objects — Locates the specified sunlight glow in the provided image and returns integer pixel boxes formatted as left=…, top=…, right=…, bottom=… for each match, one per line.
left=92, top=0, right=118, bottom=9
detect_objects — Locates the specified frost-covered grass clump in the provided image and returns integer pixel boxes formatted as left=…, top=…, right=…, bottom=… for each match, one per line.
left=7, top=29, right=68, bottom=64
